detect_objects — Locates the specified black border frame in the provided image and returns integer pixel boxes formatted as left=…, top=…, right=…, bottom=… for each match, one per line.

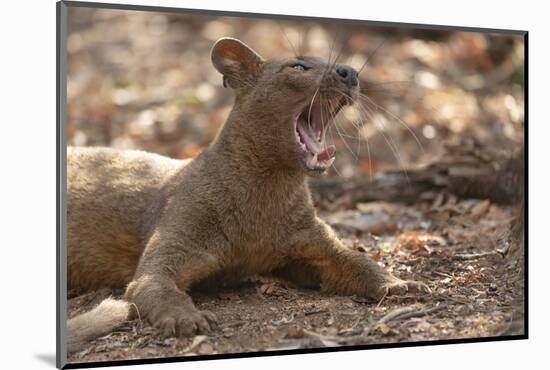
left=56, top=1, right=528, bottom=368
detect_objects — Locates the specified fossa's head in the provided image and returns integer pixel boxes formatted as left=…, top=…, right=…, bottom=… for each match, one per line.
left=211, top=37, right=359, bottom=176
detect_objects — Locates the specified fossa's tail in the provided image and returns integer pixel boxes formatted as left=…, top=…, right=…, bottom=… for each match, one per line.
left=67, top=298, right=131, bottom=353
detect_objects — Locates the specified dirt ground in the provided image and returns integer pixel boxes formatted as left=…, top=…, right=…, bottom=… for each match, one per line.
left=68, top=194, right=524, bottom=364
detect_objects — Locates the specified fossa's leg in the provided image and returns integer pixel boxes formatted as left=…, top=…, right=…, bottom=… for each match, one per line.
left=124, top=235, right=220, bottom=337
left=285, top=218, right=430, bottom=299
left=269, top=259, right=321, bottom=290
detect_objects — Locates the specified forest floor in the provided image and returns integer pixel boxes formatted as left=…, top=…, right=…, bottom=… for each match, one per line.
left=68, top=193, right=524, bottom=364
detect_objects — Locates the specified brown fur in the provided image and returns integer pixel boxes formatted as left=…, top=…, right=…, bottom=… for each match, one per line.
left=66, top=38, right=428, bottom=352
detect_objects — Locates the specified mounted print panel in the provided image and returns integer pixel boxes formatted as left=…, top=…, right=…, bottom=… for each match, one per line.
left=57, top=1, right=527, bottom=368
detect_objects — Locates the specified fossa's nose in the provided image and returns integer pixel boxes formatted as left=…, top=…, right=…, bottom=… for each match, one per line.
left=336, top=64, right=358, bottom=87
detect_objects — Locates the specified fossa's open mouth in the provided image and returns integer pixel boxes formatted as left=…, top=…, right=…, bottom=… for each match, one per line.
left=294, top=96, right=349, bottom=173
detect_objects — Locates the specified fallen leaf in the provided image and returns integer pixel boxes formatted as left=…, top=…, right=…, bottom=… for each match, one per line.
left=326, top=210, right=398, bottom=235
left=470, top=200, right=491, bottom=219
left=197, top=343, right=214, bottom=354
left=286, top=325, right=305, bottom=339
left=374, top=323, right=397, bottom=336
left=395, top=231, right=447, bottom=255
left=186, top=335, right=207, bottom=352
left=259, top=283, right=275, bottom=295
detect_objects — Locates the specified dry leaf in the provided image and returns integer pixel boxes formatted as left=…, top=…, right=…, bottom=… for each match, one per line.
left=186, top=335, right=207, bottom=352
left=260, top=283, right=275, bottom=295
left=286, top=325, right=305, bottom=339
left=197, top=343, right=214, bottom=354
left=374, top=323, right=397, bottom=336
left=395, top=231, right=447, bottom=255
left=470, top=200, right=491, bottom=219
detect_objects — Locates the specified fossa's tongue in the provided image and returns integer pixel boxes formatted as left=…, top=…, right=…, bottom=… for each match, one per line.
left=317, top=145, right=335, bottom=161
left=296, top=122, right=335, bottom=159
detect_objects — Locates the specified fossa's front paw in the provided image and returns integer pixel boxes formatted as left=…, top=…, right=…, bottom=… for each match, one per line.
left=382, top=276, right=432, bottom=296
left=152, top=305, right=217, bottom=338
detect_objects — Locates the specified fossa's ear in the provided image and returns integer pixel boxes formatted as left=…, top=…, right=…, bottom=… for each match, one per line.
left=211, top=38, right=264, bottom=88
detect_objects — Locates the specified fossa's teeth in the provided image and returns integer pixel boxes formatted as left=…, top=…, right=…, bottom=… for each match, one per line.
left=307, top=153, right=318, bottom=169
left=295, top=130, right=307, bottom=152
left=325, top=157, right=335, bottom=167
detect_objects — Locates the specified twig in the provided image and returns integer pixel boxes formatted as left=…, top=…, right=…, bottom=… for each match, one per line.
left=434, top=271, right=453, bottom=278
left=392, top=304, right=446, bottom=321
left=220, top=320, right=245, bottom=328
left=453, top=251, right=501, bottom=261
left=495, top=240, right=511, bottom=257
left=376, top=290, right=388, bottom=308
left=337, top=316, right=364, bottom=337
left=364, top=304, right=445, bottom=335
left=304, top=309, right=328, bottom=316
left=129, top=301, right=143, bottom=329
left=271, top=313, right=296, bottom=326
left=337, top=326, right=364, bottom=337
left=433, top=293, right=469, bottom=305
left=377, top=306, right=420, bottom=325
